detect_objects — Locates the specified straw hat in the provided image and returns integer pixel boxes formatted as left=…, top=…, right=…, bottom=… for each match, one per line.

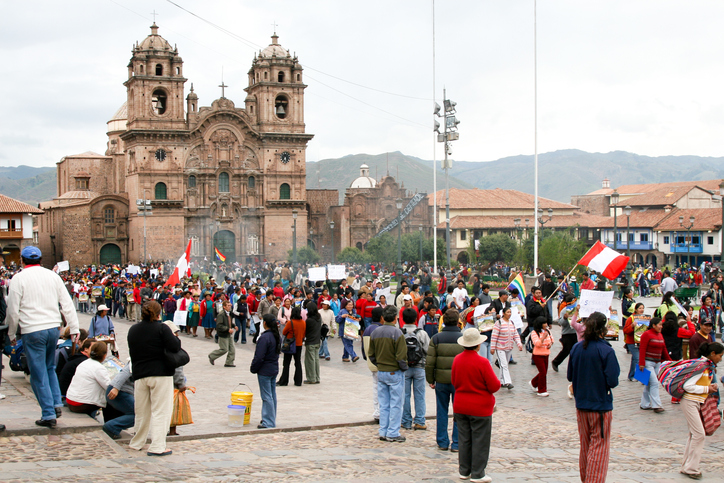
left=457, top=327, right=488, bottom=348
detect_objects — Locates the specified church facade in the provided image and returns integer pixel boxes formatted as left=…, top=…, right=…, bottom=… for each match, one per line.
left=38, top=24, right=312, bottom=268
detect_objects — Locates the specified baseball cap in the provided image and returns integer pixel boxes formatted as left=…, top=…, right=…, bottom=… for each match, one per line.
left=403, top=294, right=412, bottom=301
left=321, top=299, right=330, bottom=305
left=21, top=246, right=42, bottom=260
left=701, top=320, right=714, bottom=326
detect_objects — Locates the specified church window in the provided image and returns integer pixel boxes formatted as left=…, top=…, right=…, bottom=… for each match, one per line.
left=218, top=172, right=230, bottom=193
left=152, top=89, right=167, bottom=115
left=297, top=74, right=300, bottom=82
left=279, top=183, right=290, bottom=200
left=250, top=105, right=254, bottom=114
left=155, top=182, right=167, bottom=200
left=139, top=64, right=144, bottom=74
left=175, top=67, right=180, bottom=75
left=248, top=176, right=255, bottom=189
left=275, top=95, right=288, bottom=119
left=155, top=64, right=163, bottom=76
left=75, top=178, right=89, bottom=190
left=264, top=71, right=268, bottom=80
left=104, top=207, right=115, bottom=224
left=278, top=71, right=284, bottom=82
left=188, top=175, right=197, bottom=188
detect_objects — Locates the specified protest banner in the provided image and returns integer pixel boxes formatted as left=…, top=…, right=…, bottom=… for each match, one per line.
left=327, top=264, right=346, bottom=280
left=308, top=266, right=326, bottom=282
left=57, top=260, right=70, bottom=273
left=578, top=289, right=614, bottom=318
left=375, top=286, right=392, bottom=302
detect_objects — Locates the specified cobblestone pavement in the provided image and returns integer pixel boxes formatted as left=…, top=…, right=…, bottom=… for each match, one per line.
left=1, top=406, right=723, bottom=482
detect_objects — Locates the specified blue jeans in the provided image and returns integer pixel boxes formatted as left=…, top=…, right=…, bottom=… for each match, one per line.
left=362, top=318, right=372, bottom=331
left=378, top=370, right=404, bottom=438
left=626, top=344, right=639, bottom=380
left=234, top=317, right=247, bottom=343
left=641, top=360, right=662, bottom=409
left=318, top=339, right=330, bottom=358
left=342, top=338, right=357, bottom=360
left=103, top=386, right=135, bottom=436
left=257, top=374, right=277, bottom=428
left=23, top=327, right=63, bottom=420
left=402, top=367, right=426, bottom=427
left=435, top=382, right=458, bottom=450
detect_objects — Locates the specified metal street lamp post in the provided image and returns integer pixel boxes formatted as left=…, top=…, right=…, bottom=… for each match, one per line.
left=396, top=198, right=403, bottom=286
left=419, top=224, right=423, bottom=267
left=537, top=208, right=553, bottom=230
left=330, top=220, right=335, bottom=263
left=292, top=209, right=298, bottom=267
left=611, top=189, right=619, bottom=250
left=680, top=214, right=695, bottom=268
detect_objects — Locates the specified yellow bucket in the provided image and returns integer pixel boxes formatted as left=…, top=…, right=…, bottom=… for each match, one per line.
left=230, top=383, right=253, bottom=425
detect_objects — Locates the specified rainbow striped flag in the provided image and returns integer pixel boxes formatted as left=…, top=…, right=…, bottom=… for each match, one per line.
left=507, top=273, right=527, bottom=303
left=214, top=247, right=226, bottom=262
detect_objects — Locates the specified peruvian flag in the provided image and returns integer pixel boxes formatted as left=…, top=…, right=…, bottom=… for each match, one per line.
left=578, top=241, right=629, bottom=279
left=164, top=239, right=192, bottom=287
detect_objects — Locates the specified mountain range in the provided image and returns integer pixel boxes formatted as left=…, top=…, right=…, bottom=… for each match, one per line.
left=3, top=150, right=724, bottom=207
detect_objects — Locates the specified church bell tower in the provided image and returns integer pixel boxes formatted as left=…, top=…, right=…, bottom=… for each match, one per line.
left=124, top=23, right=187, bottom=131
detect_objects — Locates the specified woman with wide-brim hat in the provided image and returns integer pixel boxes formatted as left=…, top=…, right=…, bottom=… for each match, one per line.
left=451, top=328, right=501, bottom=483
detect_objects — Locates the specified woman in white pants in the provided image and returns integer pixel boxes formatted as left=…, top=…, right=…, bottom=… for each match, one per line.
left=679, top=341, right=722, bottom=480
left=490, top=307, right=523, bottom=389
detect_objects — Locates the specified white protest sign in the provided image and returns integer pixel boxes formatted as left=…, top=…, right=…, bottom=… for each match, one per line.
left=150, top=269, right=159, bottom=278
left=126, top=264, right=140, bottom=275
left=578, top=289, right=614, bottom=318
left=308, top=266, right=326, bottom=282
left=327, top=264, right=346, bottom=280
left=57, top=260, right=70, bottom=273
left=375, top=286, right=392, bottom=302
left=673, top=298, right=687, bottom=315
left=473, top=304, right=490, bottom=318
left=510, top=305, right=524, bottom=329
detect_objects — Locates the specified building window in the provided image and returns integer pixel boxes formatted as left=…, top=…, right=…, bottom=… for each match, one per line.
left=296, top=73, right=300, bottom=82
left=155, top=64, right=163, bottom=76
left=191, top=236, right=200, bottom=256
left=188, top=175, right=196, bottom=188
left=175, top=66, right=180, bottom=75
left=629, top=233, right=634, bottom=241
left=640, top=233, right=649, bottom=242
left=460, top=230, right=467, bottom=241
left=218, top=172, right=230, bottom=193
left=275, top=95, right=289, bottom=119
left=692, top=235, right=701, bottom=245
left=279, top=183, right=290, bottom=200
left=155, top=182, right=167, bottom=200
left=278, top=71, right=284, bottom=82
left=104, top=208, right=115, bottom=224
left=708, top=236, right=714, bottom=245
left=676, top=235, right=686, bottom=245
left=248, top=176, right=255, bottom=189
left=75, top=178, right=89, bottom=190
left=663, top=236, right=670, bottom=244
left=615, top=232, right=622, bottom=242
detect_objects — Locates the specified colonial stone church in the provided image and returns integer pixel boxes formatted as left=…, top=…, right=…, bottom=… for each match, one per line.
left=38, top=24, right=312, bottom=267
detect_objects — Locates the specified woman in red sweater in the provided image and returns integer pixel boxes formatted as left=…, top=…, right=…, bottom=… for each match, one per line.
left=638, top=317, right=671, bottom=413
left=451, top=328, right=501, bottom=483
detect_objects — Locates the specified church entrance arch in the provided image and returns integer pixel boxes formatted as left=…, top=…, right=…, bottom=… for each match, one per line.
left=457, top=251, right=469, bottom=264
left=99, top=243, right=122, bottom=265
left=213, top=230, right=236, bottom=262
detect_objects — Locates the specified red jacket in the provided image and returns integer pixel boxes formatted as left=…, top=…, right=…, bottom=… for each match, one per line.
left=398, top=305, right=419, bottom=327
left=283, top=318, right=306, bottom=347
left=639, top=330, right=671, bottom=366
left=451, top=350, right=501, bottom=417
left=273, top=287, right=285, bottom=300
left=247, top=294, right=259, bottom=315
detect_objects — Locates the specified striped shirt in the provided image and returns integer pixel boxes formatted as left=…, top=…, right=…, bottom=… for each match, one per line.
left=490, top=319, right=521, bottom=352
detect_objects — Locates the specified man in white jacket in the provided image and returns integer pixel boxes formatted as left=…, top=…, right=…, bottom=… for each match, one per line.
left=6, top=246, right=79, bottom=427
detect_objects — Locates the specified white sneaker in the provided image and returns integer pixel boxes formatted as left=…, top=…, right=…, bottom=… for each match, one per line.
left=567, top=386, right=574, bottom=399
left=471, top=476, right=492, bottom=483
left=537, top=392, right=549, bottom=397
left=0, top=393, right=6, bottom=400
left=459, top=475, right=471, bottom=480
left=528, top=380, right=537, bottom=392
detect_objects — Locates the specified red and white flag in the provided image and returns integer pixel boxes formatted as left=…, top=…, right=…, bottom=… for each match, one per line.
left=164, top=239, right=192, bottom=287
left=578, top=241, right=629, bottom=280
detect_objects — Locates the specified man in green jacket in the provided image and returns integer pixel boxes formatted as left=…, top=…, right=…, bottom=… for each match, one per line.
left=208, top=301, right=236, bottom=367
left=368, top=305, right=408, bottom=443
left=425, top=309, right=464, bottom=452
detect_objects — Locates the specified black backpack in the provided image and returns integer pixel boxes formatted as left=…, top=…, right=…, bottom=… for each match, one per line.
left=405, top=328, right=425, bottom=365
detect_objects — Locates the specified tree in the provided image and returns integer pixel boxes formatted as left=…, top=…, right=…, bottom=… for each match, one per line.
left=287, top=245, right=320, bottom=265
left=365, top=233, right=397, bottom=266
left=539, top=230, right=588, bottom=272
left=477, top=233, right=517, bottom=265
left=337, top=246, right=371, bottom=264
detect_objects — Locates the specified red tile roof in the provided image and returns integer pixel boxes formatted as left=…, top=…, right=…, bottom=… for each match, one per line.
left=597, top=209, right=672, bottom=228
left=614, top=186, right=713, bottom=207
left=586, top=179, right=722, bottom=197
left=0, top=194, right=43, bottom=214
left=429, top=188, right=577, bottom=210
left=654, top=208, right=723, bottom=232
left=438, top=213, right=608, bottom=230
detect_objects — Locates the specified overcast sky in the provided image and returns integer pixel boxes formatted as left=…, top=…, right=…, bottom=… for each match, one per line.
left=2, top=0, right=724, bottom=168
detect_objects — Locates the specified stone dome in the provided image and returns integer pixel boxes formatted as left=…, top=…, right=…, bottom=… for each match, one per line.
left=110, top=102, right=127, bottom=122
left=260, top=34, right=290, bottom=58
left=57, top=190, right=99, bottom=200
left=350, top=164, right=377, bottom=189
left=138, top=23, right=172, bottom=52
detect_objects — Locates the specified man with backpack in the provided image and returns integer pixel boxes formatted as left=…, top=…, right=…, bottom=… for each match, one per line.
left=401, top=307, right=430, bottom=431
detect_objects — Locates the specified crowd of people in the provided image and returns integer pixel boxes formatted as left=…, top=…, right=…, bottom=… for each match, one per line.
left=1, top=248, right=723, bottom=481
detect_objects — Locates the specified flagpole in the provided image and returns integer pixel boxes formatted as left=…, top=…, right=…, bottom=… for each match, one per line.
left=544, top=263, right=580, bottom=303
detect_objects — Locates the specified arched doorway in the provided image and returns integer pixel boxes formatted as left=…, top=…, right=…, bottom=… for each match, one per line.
left=99, top=243, right=122, bottom=265
left=457, top=251, right=469, bottom=264
left=213, top=230, right=236, bottom=262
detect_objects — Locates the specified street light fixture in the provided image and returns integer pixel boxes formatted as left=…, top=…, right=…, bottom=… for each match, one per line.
left=537, top=208, right=553, bottom=227
left=679, top=214, right=695, bottom=268
left=330, top=220, right=335, bottom=263
left=611, top=189, right=620, bottom=250
left=292, top=209, right=298, bottom=267
left=396, top=198, right=403, bottom=286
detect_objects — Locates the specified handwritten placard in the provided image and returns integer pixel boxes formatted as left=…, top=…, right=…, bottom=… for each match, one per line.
left=375, top=286, right=392, bottom=302
left=57, top=260, right=70, bottom=273
left=327, top=264, right=346, bottom=280
left=578, top=289, right=614, bottom=318
left=308, top=267, right=326, bottom=282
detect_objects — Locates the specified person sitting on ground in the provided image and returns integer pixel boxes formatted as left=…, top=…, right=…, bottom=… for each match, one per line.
left=65, top=341, right=111, bottom=418
left=58, top=338, right=95, bottom=398
left=56, top=328, right=89, bottom=377
left=103, top=361, right=135, bottom=440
